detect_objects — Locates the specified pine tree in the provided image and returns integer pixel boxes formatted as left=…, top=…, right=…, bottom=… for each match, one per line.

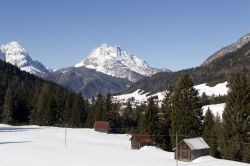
left=105, top=93, right=113, bottom=122
left=158, top=91, right=172, bottom=151
left=122, top=100, right=136, bottom=133
left=222, top=74, right=250, bottom=161
left=143, top=97, right=160, bottom=142
left=70, top=93, right=83, bottom=127
left=202, top=108, right=220, bottom=157
left=54, top=87, right=65, bottom=126
left=2, top=87, right=14, bottom=124
left=170, top=74, right=203, bottom=147
left=94, top=94, right=106, bottom=121
left=36, top=84, right=53, bottom=126
left=62, top=92, right=74, bottom=126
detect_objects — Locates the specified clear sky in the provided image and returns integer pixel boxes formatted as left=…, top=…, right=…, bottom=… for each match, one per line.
left=0, top=0, right=250, bottom=71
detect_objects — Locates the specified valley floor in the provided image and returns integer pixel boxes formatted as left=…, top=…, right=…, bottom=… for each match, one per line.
left=0, top=124, right=248, bottom=166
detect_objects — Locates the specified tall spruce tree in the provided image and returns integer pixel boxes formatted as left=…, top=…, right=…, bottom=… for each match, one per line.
left=62, top=92, right=74, bottom=126
left=70, top=93, right=83, bottom=127
left=94, top=94, right=106, bottom=121
left=158, top=91, right=172, bottom=151
left=170, top=74, right=203, bottom=147
left=2, top=87, right=14, bottom=124
left=122, top=100, right=136, bottom=133
left=36, top=84, right=53, bottom=126
left=222, top=74, right=250, bottom=162
left=202, top=108, right=220, bottom=157
left=143, top=97, right=160, bottom=142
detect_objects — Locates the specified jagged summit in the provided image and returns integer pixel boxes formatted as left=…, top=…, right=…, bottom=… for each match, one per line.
left=75, top=43, right=168, bottom=82
left=202, top=32, right=250, bottom=66
left=0, top=41, right=49, bottom=76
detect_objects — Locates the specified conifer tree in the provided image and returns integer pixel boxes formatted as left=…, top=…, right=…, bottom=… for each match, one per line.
left=105, top=93, right=113, bottom=122
left=36, top=84, right=53, bottom=126
left=222, top=74, right=250, bottom=161
left=143, top=97, right=160, bottom=142
left=62, top=92, right=74, bottom=126
left=54, top=87, right=65, bottom=126
left=170, top=74, right=203, bottom=147
left=94, top=94, right=106, bottom=121
left=70, top=93, right=83, bottom=127
left=158, top=91, right=172, bottom=151
left=202, top=108, right=220, bottom=157
left=122, top=100, right=136, bottom=133
left=2, top=87, right=14, bottom=124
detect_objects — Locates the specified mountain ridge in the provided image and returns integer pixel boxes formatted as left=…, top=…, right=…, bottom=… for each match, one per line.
left=124, top=32, right=250, bottom=95
left=75, top=43, right=169, bottom=82
left=0, top=41, right=49, bottom=76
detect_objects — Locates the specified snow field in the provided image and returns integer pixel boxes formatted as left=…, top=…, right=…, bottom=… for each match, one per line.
left=0, top=125, right=249, bottom=166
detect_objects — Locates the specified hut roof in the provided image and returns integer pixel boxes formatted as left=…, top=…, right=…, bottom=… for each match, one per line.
left=183, top=137, right=209, bottom=150
left=94, top=121, right=109, bottom=129
left=130, top=133, right=152, bottom=143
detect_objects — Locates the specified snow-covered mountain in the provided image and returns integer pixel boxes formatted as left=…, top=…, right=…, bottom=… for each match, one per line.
left=0, top=41, right=49, bottom=76
left=202, top=32, right=250, bottom=66
left=75, top=43, right=169, bottom=82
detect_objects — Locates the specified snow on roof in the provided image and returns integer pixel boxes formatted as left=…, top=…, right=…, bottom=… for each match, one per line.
left=183, top=137, right=209, bottom=150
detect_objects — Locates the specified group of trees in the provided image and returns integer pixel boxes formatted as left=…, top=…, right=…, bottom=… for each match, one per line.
left=112, top=73, right=250, bottom=163
left=0, top=60, right=249, bottom=163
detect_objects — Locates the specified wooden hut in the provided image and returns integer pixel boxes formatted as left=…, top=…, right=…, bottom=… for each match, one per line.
left=175, top=137, right=209, bottom=162
left=130, top=133, right=153, bottom=149
left=94, top=121, right=110, bottom=133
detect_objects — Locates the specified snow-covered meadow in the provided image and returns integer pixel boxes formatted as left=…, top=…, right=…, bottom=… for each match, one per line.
left=0, top=124, right=248, bottom=166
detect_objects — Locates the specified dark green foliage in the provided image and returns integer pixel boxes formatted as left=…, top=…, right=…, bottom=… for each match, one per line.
left=158, top=91, right=172, bottom=151
left=121, top=100, right=137, bottom=133
left=222, top=74, right=250, bottom=162
left=70, top=93, right=83, bottom=127
left=0, top=60, right=88, bottom=127
left=170, top=74, right=203, bottom=147
left=143, top=98, right=160, bottom=142
left=202, top=109, right=221, bottom=158
left=2, top=87, right=14, bottom=124
left=36, top=84, right=54, bottom=126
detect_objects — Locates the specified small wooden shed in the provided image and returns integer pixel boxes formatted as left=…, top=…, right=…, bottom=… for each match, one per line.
left=130, top=133, right=153, bottom=149
left=94, top=121, right=110, bottom=133
left=175, top=137, right=209, bottom=162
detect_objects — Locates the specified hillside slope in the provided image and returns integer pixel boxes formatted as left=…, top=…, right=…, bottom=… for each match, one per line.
left=46, top=66, right=131, bottom=98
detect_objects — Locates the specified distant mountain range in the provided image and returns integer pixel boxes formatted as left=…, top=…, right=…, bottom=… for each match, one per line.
left=0, top=42, right=167, bottom=97
left=1, top=32, right=250, bottom=98
left=124, top=32, right=250, bottom=95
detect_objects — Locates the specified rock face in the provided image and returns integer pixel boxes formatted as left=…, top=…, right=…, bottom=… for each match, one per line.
left=202, top=33, right=250, bottom=66
left=0, top=41, right=49, bottom=76
left=75, top=43, right=168, bottom=82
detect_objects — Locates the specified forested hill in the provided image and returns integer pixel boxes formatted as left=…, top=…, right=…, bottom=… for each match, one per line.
left=125, top=38, right=250, bottom=94
left=0, top=60, right=86, bottom=126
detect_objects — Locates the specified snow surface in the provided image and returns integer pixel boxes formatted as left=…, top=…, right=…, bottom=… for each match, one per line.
left=114, top=82, right=229, bottom=106
left=183, top=137, right=209, bottom=150
left=75, top=43, right=167, bottom=82
left=0, top=124, right=248, bottom=166
left=113, top=89, right=167, bottom=105
left=202, top=103, right=225, bottom=117
left=194, top=82, right=228, bottom=96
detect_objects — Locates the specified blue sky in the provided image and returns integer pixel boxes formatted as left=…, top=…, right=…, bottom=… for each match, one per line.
left=0, top=0, right=250, bottom=71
